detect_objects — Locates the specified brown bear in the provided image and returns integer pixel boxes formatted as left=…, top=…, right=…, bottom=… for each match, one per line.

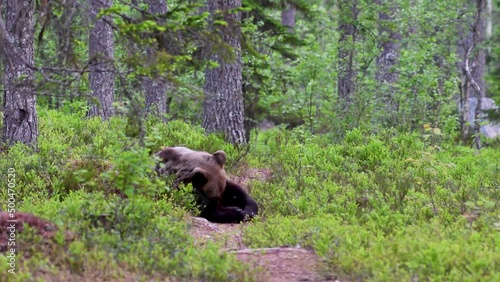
left=155, top=146, right=227, bottom=200
left=155, top=146, right=259, bottom=223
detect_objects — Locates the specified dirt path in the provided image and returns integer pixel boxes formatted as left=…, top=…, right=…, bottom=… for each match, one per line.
left=189, top=217, right=339, bottom=282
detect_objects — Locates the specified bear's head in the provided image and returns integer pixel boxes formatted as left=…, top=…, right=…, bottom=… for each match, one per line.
left=155, top=146, right=227, bottom=200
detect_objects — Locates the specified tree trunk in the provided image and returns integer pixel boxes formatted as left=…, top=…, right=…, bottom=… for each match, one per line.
left=281, top=3, right=296, bottom=32
left=143, top=0, right=169, bottom=122
left=87, top=0, right=115, bottom=120
left=337, top=0, right=358, bottom=111
left=2, top=0, right=38, bottom=147
left=203, top=0, right=246, bottom=144
left=471, top=3, right=486, bottom=100
left=375, top=0, right=400, bottom=116
left=457, top=0, right=487, bottom=143
left=486, top=0, right=492, bottom=40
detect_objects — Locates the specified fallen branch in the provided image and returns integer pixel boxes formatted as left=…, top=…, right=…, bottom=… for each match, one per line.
left=228, top=247, right=311, bottom=255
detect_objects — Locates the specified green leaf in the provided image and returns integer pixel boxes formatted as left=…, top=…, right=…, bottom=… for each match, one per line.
left=213, top=20, right=228, bottom=26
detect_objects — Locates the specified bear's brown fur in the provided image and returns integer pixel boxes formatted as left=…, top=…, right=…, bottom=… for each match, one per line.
left=155, top=146, right=227, bottom=200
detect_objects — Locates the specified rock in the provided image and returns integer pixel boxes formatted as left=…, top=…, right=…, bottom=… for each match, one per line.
left=460, top=97, right=500, bottom=139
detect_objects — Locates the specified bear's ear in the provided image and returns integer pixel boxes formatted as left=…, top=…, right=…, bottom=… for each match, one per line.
left=191, top=167, right=209, bottom=188
left=212, top=150, right=226, bottom=167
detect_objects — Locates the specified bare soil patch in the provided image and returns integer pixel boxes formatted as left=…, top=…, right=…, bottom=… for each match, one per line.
left=188, top=216, right=340, bottom=282
left=0, top=212, right=75, bottom=253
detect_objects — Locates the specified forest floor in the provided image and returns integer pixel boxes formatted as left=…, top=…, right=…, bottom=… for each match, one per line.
left=189, top=217, right=339, bottom=282
left=3, top=168, right=343, bottom=281
left=6, top=216, right=340, bottom=282
left=187, top=168, right=343, bottom=282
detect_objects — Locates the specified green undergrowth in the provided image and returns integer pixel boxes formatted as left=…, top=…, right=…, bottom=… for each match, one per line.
left=1, top=109, right=500, bottom=281
left=245, top=127, right=500, bottom=281
left=244, top=215, right=500, bottom=281
left=0, top=109, right=256, bottom=281
left=0, top=190, right=254, bottom=281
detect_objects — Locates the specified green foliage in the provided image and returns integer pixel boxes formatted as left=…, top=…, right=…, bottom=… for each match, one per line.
left=244, top=216, right=500, bottom=281
left=146, top=119, right=249, bottom=170
left=244, top=126, right=500, bottom=281
left=108, top=2, right=211, bottom=75
left=238, top=0, right=469, bottom=138
left=5, top=0, right=500, bottom=279
left=30, top=0, right=500, bottom=140
left=2, top=108, right=500, bottom=280
left=14, top=191, right=253, bottom=281
left=485, top=1, right=500, bottom=124
left=0, top=110, right=255, bottom=281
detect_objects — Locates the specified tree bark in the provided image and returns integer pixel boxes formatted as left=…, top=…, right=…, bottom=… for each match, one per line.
left=203, top=0, right=246, bottom=144
left=143, top=0, right=169, bottom=122
left=2, top=0, right=38, bottom=147
left=337, top=0, right=358, bottom=111
left=87, top=0, right=115, bottom=120
left=375, top=0, right=400, bottom=114
left=281, top=3, right=296, bottom=32
left=376, top=0, right=401, bottom=99
left=486, top=0, right=492, bottom=39
left=457, top=0, right=487, bottom=143
left=470, top=4, right=486, bottom=100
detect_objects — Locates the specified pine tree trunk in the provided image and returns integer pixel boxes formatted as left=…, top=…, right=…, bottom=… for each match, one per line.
left=281, top=4, right=296, bottom=32
left=457, top=0, right=487, bottom=143
left=2, top=0, right=38, bottom=147
left=337, top=0, right=358, bottom=110
left=87, top=0, right=115, bottom=120
left=465, top=0, right=487, bottom=99
left=375, top=0, right=400, bottom=119
left=203, top=0, right=246, bottom=144
left=144, top=0, right=169, bottom=122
